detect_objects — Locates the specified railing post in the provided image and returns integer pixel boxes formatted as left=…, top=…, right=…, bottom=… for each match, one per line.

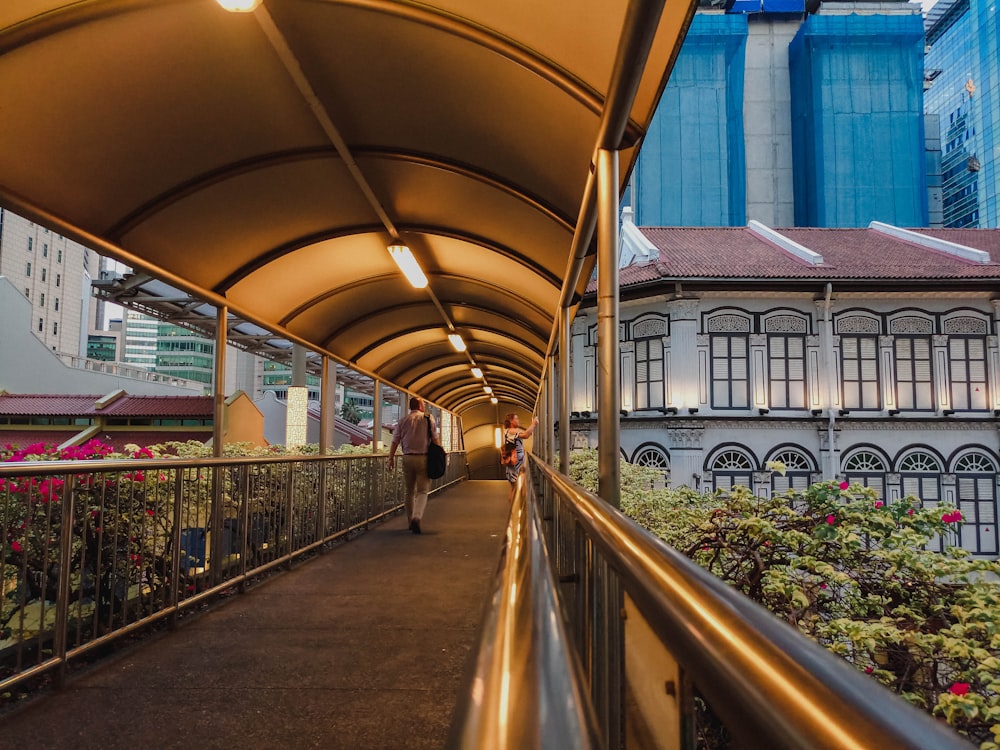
left=238, top=464, right=251, bottom=592
left=560, top=306, right=572, bottom=477
left=169, top=469, right=184, bottom=627
left=53, top=475, right=76, bottom=688
left=285, top=461, right=295, bottom=570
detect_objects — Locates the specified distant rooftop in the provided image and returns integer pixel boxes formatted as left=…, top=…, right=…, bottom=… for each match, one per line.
left=587, top=223, right=1000, bottom=295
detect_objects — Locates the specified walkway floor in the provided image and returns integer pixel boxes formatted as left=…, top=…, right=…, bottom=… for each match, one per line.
left=0, top=480, right=511, bottom=750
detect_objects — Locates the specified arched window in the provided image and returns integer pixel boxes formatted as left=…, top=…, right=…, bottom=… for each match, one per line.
left=633, top=317, right=666, bottom=410
left=767, top=448, right=813, bottom=495
left=945, top=317, right=990, bottom=412
left=838, top=315, right=881, bottom=411
left=842, top=449, right=888, bottom=498
left=891, top=316, right=934, bottom=411
left=707, top=314, right=751, bottom=409
left=898, top=450, right=945, bottom=551
left=631, top=444, right=670, bottom=489
left=710, top=449, right=754, bottom=492
left=953, top=451, right=999, bottom=555
left=765, top=315, right=808, bottom=410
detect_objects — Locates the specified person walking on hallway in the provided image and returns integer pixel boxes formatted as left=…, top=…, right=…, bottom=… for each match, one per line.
left=502, top=412, right=538, bottom=502
left=388, top=397, right=440, bottom=534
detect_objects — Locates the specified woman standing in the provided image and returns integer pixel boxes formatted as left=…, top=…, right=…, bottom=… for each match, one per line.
left=501, top=412, right=538, bottom=501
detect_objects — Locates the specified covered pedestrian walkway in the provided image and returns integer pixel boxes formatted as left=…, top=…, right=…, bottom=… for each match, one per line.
left=0, top=481, right=510, bottom=750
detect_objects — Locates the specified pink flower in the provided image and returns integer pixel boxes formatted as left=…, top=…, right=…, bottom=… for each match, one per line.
left=942, top=511, right=963, bottom=524
left=907, top=508, right=914, bottom=516
left=874, top=501, right=883, bottom=508
left=826, top=514, right=836, bottom=525
left=949, top=682, right=970, bottom=696
left=865, top=666, right=873, bottom=674
left=839, top=481, right=849, bottom=490
left=820, top=582, right=828, bottom=589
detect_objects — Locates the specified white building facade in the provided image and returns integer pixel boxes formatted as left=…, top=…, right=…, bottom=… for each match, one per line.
left=0, top=208, right=93, bottom=356
left=571, top=222, right=1000, bottom=557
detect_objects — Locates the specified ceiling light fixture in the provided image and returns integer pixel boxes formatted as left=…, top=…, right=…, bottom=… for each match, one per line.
left=388, top=243, right=428, bottom=289
left=483, top=386, right=493, bottom=394
left=216, top=0, right=262, bottom=12
left=490, top=397, right=498, bottom=405
left=471, top=367, right=483, bottom=379
left=448, top=333, right=466, bottom=352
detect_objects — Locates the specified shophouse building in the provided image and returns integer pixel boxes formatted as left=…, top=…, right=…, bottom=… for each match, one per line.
left=572, top=221, right=1000, bottom=557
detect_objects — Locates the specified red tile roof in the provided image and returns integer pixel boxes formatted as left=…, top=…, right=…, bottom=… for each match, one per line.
left=0, top=430, right=210, bottom=454
left=94, top=431, right=211, bottom=452
left=0, top=430, right=80, bottom=451
left=0, top=394, right=213, bottom=417
left=596, top=226, right=1000, bottom=292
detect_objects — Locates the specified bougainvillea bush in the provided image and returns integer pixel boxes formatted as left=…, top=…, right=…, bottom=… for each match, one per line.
left=1, top=438, right=382, bottom=655
left=568, top=449, right=1000, bottom=748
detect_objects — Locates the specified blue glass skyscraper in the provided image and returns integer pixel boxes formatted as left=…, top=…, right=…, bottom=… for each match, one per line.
left=925, top=0, right=1000, bottom=228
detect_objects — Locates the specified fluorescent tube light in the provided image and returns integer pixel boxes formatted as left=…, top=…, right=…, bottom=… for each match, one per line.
left=388, top=244, right=428, bottom=289
left=448, top=333, right=466, bottom=352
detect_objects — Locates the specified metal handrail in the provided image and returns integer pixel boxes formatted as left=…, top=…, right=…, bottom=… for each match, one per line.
left=529, top=457, right=972, bottom=749
left=448, top=465, right=602, bottom=750
left=0, top=450, right=467, bottom=693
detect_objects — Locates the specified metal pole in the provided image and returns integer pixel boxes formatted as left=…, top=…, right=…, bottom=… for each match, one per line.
left=546, top=356, right=556, bottom=466
left=560, top=307, right=572, bottom=476
left=210, top=305, right=228, bottom=586
left=212, top=305, right=228, bottom=458
left=596, top=147, right=624, bottom=750
left=318, top=358, right=334, bottom=548
left=372, top=380, right=382, bottom=452
left=596, top=149, right=620, bottom=508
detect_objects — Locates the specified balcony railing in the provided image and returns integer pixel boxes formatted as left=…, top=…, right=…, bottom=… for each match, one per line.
left=0, top=451, right=466, bottom=692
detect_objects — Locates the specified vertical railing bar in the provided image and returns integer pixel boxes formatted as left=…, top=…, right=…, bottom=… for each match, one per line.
left=53, top=475, right=76, bottom=688
left=317, top=459, right=328, bottom=553
left=285, top=461, right=295, bottom=570
left=169, top=469, right=184, bottom=627
left=238, top=465, right=251, bottom=592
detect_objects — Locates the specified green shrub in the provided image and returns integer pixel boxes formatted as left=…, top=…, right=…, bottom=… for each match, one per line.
left=569, top=449, right=1000, bottom=748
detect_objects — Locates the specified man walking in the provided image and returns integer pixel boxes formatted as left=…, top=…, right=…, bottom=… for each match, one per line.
left=388, top=396, right=440, bottom=534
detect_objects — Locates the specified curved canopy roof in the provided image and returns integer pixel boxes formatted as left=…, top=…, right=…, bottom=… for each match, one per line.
left=0, top=0, right=694, bottom=414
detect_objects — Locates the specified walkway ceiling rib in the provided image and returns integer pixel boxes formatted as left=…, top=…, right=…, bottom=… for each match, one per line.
left=0, top=0, right=696, bottom=415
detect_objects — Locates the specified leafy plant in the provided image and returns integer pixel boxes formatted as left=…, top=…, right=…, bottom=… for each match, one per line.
left=568, top=449, right=1000, bottom=748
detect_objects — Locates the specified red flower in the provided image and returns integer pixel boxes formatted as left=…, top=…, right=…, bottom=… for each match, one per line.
left=949, top=682, right=970, bottom=696
left=942, top=511, right=963, bottom=524
left=865, top=666, right=873, bottom=674
left=839, top=481, right=849, bottom=490
left=826, top=514, right=836, bottom=525
left=907, top=508, right=914, bottom=516
left=820, top=582, right=828, bottom=589
left=874, top=501, right=883, bottom=508
left=10, top=540, right=22, bottom=553
left=146, top=509, right=155, bottom=516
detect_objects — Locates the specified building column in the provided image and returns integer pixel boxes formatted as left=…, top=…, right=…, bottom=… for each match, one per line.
left=285, top=344, right=308, bottom=450
left=665, top=298, right=700, bottom=410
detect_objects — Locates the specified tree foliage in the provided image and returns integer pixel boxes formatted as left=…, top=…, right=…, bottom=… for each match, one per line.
left=568, top=449, right=1000, bottom=748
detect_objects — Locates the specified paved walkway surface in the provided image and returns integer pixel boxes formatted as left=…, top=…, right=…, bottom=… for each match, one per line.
left=0, top=480, right=511, bottom=750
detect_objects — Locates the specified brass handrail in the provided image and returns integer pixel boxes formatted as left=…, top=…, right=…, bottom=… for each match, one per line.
left=529, top=456, right=972, bottom=749
left=447, top=465, right=602, bottom=749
